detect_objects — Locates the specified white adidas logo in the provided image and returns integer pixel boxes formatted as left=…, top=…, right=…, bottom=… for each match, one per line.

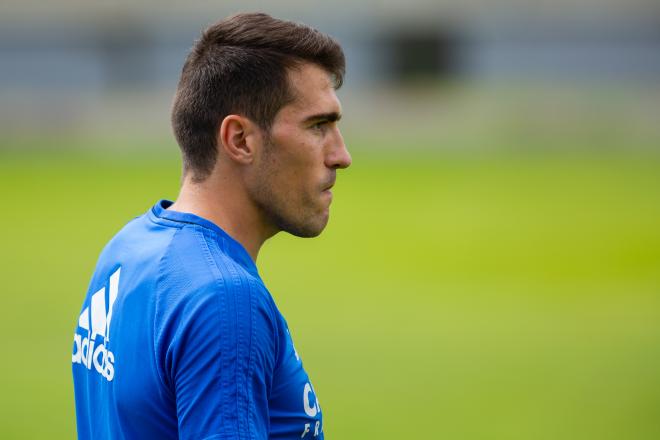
left=72, top=267, right=121, bottom=381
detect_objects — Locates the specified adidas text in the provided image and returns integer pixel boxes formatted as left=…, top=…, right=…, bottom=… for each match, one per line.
left=72, top=267, right=120, bottom=382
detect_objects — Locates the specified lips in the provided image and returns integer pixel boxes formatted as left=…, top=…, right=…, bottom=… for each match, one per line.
left=321, top=180, right=334, bottom=204
left=322, top=174, right=336, bottom=192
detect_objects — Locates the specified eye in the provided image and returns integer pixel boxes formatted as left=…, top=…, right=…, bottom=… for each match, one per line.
left=311, top=121, right=326, bottom=131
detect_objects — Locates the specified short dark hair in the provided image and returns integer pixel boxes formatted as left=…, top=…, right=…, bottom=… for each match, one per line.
left=171, top=12, right=345, bottom=181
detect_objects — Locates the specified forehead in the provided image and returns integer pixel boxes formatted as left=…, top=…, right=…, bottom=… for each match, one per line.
left=277, top=63, right=341, bottom=121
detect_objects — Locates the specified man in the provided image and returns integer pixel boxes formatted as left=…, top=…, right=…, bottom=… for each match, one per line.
left=71, top=13, right=351, bottom=439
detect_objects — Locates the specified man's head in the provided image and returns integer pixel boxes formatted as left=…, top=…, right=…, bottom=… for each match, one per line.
left=171, top=13, right=351, bottom=238
left=172, top=12, right=346, bottom=182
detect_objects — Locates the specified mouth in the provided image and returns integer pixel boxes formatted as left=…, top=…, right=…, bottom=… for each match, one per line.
left=321, top=182, right=334, bottom=203
left=322, top=177, right=336, bottom=192
left=322, top=185, right=334, bottom=205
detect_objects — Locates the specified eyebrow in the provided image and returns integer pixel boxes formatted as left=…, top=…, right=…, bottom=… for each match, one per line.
left=303, top=112, right=342, bottom=124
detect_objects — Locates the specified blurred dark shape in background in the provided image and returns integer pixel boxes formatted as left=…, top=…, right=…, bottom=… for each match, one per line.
left=95, top=13, right=153, bottom=89
left=382, top=25, right=463, bottom=82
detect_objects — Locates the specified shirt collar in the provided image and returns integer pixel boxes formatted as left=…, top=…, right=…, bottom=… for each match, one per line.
left=151, top=199, right=260, bottom=279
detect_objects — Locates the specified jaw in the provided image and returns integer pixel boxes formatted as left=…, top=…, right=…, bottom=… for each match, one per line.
left=271, top=196, right=330, bottom=238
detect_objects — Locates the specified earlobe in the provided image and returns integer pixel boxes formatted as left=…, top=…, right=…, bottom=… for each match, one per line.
left=218, top=115, right=255, bottom=164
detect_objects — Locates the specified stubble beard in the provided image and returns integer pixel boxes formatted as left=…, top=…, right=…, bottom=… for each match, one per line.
left=250, top=141, right=329, bottom=239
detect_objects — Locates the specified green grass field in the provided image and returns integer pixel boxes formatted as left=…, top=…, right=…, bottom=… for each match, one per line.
left=1, top=144, right=659, bottom=439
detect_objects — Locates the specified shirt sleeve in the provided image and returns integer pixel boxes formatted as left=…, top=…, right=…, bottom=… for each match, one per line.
left=156, top=268, right=278, bottom=440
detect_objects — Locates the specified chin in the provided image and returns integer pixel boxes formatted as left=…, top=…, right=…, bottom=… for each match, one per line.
left=288, top=220, right=327, bottom=238
left=290, top=228, right=323, bottom=238
left=284, top=212, right=329, bottom=238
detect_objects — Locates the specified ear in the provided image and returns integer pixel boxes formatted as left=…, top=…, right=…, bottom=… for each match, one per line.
left=218, top=115, right=259, bottom=165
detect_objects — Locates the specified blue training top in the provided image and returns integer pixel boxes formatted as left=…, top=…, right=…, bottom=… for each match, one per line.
left=72, top=200, right=323, bottom=439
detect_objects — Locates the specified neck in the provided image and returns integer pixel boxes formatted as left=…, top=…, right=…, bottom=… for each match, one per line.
left=168, top=172, right=276, bottom=262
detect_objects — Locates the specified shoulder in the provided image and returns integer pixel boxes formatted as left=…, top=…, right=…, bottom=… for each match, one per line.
left=154, top=223, right=280, bottom=348
left=155, top=224, right=271, bottom=310
left=153, top=225, right=282, bottom=392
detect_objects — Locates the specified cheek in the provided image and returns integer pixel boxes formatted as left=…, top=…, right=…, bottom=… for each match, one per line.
left=266, top=132, right=324, bottom=193
left=278, top=151, right=319, bottom=188
left=259, top=156, right=303, bottom=204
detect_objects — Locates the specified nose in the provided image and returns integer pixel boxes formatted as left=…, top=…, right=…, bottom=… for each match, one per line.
left=325, top=128, right=352, bottom=170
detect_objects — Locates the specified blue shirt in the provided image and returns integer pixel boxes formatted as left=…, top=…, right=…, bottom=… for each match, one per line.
left=72, top=200, right=323, bottom=439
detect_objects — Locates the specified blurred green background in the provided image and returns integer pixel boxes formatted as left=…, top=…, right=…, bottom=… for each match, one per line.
left=1, top=141, right=659, bottom=438
left=2, top=1, right=660, bottom=438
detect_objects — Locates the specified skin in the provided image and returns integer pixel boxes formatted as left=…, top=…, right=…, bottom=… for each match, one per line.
left=169, top=62, right=352, bottom=261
